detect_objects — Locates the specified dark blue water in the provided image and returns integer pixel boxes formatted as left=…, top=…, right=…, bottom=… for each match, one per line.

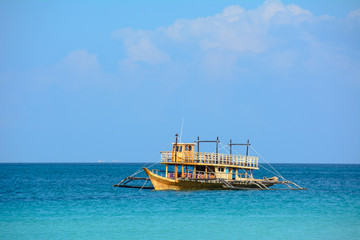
left=1, top=163, right=359, bottom=239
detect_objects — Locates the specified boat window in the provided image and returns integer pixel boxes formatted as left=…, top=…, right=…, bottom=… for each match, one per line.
left=176, top=146, right=179, bottom=151
left=185, top=146, right=188, bottom=151
left=179, top=146, right=183, bottom=152
left=189, top=146, right=192, bottom=151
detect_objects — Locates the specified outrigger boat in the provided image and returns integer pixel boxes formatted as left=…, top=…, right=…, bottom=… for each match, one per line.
left=114, top=134, right=305, bottom=191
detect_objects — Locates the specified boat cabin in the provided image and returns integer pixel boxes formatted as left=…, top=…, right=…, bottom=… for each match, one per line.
left=171, top=143, right=196, bottom=162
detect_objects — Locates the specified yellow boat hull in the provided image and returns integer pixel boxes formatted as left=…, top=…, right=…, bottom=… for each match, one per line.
left=143, top=168, right=277, bottom=191
left=143, top=168, right=224, bottom=190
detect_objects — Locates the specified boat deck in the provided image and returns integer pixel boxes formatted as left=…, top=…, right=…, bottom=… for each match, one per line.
left=161, top=151, right=259, bottom=170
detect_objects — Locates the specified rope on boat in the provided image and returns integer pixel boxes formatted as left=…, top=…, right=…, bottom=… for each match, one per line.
left=218, top=142, right=230, bottom=153
left=179, top=118, right=184, bottom=143
left=250, top=146, right=287, bottom=181
left=115, top=141, right=173, bottom=186
left=127, top=161, right=159, bottom=179
left=218, top=142, right=231, bottom=154
left=258, top=165, right=283, bottom=180
left=129, top=141, right=173, bottom=177
left=139, top=179, right=148, bottom=191
left=218, top=142, right=284, bottom=179
left=218, top=142, right=292, bottom=187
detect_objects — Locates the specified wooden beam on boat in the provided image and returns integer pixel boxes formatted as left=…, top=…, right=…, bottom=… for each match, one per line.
left=229, top=140, right=251, bottom=158
left=162, top=161, right=259, bottom=170
left=113, top=176, right=154, bottom=189
left=196, top=137, right=220, bottom=154
left=114, top=185, right=154, bottom=189
left=174, top=134, right=178, bottom=162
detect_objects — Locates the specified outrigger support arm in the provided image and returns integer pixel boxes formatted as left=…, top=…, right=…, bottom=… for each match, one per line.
left=113, top=176, right=154, bottom=189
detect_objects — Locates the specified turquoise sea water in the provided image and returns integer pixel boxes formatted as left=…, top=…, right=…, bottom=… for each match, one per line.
left=1, top=163, right=359, bottom=240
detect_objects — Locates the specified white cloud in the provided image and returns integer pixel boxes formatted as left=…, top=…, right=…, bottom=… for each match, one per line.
left=165, top=7, right=267, bottom=53
left=58, top=50, right=101, bottom=77
left=127, top=38, right=169, bottom=65
left=216, top=5, right=245, bottom=23
left=25, top=50, right=116, bottom=90
left=165, top=0, right=315, bottom=53
left=254, top=0, right=312, bottom=25
left=115, top=0, right=317, bottom=65
left=112, top=0, right=359, bottom=85
left=54, top=49, right=108, bottom=88
left=113, top=29, right=169, bottom=65
left=348, top=9, right=360, bottom=19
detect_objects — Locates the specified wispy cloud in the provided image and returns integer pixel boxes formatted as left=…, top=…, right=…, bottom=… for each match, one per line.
left=4, top=0, right=359, bottom=89
left=112, top=29, right=170, bottom=65
left=115, top=0, right=318, bottom=58
left=8, top=50, right=115, bottom=92
left=112, top=0, right=360, bottom=83
left=59, top=50, right=101, bottom=77
left=348, top=8, right=360, bottom=19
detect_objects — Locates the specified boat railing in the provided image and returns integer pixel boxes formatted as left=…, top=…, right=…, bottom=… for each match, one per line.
left=160, top=151, right=258, bottom=168
left=150, top=169, right=216, bottom=179
left=178, top=169, right=216, bottom=179
left=150, top=168, right=249, bottom=180
left=151, top=169, right=170, bottom=178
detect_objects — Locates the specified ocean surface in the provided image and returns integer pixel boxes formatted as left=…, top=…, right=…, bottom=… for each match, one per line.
left=1, top=163, right=359, bottom=240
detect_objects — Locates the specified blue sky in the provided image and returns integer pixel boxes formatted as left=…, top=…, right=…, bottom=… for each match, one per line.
left=1, top=0, right=359, bottom=163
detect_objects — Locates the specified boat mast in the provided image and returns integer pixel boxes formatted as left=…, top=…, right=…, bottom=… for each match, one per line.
left=246, top=139, right=249, bottom=164
left=174, top=134, right=178, bottom=178
left=216, top=136, right=219, bottom=154
left=174, top=133, right=178, bottom=162
left=197, top=136, right=199, bottom=154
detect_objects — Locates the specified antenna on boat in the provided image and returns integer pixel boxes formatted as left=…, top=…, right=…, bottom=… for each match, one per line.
left=179, top=118, right=184, bottom=143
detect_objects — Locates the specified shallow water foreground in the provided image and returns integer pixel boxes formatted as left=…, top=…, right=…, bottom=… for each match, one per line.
left=1, top=163, right=359, bottom=240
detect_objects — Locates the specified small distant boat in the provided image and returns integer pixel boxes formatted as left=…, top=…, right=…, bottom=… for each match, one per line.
left=114, top=134, right=305, bottom=191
